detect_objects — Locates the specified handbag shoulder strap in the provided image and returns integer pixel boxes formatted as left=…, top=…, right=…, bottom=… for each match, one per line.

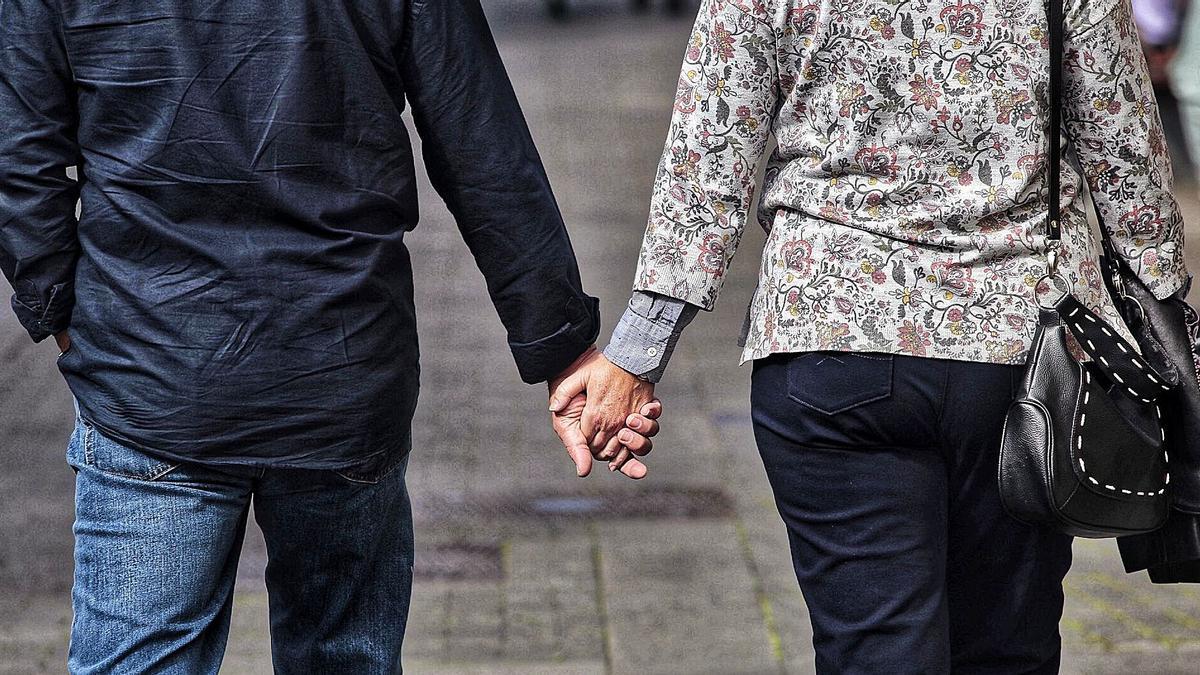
left=1047, top=0, right=1064, bottom=242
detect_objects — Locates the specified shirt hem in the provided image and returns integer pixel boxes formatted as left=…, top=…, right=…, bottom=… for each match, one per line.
left=75, top=412, right=411, bottom=472
left=738, top=340, right=1032, bottom=367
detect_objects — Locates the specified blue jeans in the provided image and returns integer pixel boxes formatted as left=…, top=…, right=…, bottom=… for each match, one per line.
left=66, top=417, right=414, bottom=674
left=751, top=352, right=1074, bottom=674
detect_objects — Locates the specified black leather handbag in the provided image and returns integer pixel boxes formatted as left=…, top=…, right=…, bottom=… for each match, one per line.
left=997, top=0, right=1178, bottom=538
left=1115, top=271, right=1200, bottom=580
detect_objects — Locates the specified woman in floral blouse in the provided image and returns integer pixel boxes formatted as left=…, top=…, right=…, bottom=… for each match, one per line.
left=588, top=0, right=1192, bottom=670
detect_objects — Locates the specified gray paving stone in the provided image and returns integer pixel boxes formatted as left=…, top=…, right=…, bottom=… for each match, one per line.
left=402, top=661, right=606, bottom=675
left=596, top=520, right=781, bottom=674
left=218, top=592, right=272, bottom=675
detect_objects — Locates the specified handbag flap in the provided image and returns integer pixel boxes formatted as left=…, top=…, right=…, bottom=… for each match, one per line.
left=1069, top=362, right=1170, bottom=500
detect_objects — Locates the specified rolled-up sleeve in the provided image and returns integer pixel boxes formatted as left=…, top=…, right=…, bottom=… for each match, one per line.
left=399, top=0, right=599, bottom=383
left=0, top=0, right=82, bottom=342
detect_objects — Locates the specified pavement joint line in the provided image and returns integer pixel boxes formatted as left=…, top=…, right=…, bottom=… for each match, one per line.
left=587, top=522, right=614, bottom=675
left=547, top=585, right=567, bottom=663
left=694, top=349, right=790, bottom=673
left=500, top=540, right=512, bottom=655
left=1064, top=579, right=1182, bottom=649
left=733, top=518, right=788, bottom=674
left=439, top=585, right=454, bottom=656
left=1075, top=571, right=1200, bottom=635
left=1061, top=616, right=1116, bottom=652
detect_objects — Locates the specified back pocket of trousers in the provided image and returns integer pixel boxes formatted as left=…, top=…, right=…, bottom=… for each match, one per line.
left=80, top=420, right=179, bottom=481
left=787, top=352, right=894, bottom=414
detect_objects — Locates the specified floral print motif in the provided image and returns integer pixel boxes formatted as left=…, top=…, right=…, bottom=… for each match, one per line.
left=940, top=0, right=988, bottom=45
left=634, top=0, right=1189, bottom=365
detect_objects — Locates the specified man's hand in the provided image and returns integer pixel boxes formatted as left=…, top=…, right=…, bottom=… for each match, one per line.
left=549, top=346, right=658, bottom=476
left=550, top=392, right=661, bottom=479
left=54, top=330, right=71, bottom=355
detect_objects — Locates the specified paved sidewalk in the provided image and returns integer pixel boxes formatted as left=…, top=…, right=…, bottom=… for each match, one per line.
left=3, top=3, right=1200, bottom=674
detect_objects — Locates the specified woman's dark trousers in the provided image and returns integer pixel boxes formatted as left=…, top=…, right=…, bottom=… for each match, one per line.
left=751, top=352, right=1074, bottom=674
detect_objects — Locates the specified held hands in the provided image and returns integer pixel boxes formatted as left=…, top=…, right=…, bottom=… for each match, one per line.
left=548, top=346, right=661, bottom=479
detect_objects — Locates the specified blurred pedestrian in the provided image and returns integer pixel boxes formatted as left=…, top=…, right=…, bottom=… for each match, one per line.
left=632, top=0, right=690, bottom=14
left=1173, top=1, right=1200, bottom=167
left=1135, top=0, right=1183, bottom=45
left=1134, top=0, right=1184, bottom=84
left=546, top=0, right=690, bottom=20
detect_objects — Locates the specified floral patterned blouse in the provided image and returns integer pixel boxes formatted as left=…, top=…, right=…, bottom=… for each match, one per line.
left=630, top=0, right=1190, bottom=365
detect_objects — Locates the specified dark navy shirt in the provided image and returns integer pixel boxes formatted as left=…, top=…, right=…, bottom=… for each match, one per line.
left=0, top=0, right=599, bottom=467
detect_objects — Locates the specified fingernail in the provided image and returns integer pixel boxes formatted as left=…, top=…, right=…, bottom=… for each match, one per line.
left=618, top=430, right=632, bottom=443
left=629, top=418, right=641, bottom=429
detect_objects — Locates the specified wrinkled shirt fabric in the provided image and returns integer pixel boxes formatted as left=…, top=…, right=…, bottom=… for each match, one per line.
left=0, top=0, right=599, bottom=467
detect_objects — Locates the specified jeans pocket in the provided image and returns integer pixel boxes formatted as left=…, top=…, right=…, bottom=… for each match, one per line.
left=77, top=419, right=179, bottom=481
left=787, top=352, right=894, bottom=415
left=335, top=450, right=410, bottom=485
left=56, top=340, right=81, bottom=366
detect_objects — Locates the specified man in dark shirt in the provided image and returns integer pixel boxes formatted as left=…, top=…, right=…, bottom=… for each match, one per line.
left=0, top=0, right=658, bottom=670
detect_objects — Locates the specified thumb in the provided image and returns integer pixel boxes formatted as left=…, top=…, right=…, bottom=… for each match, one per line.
left=639, top=399, right=662, bottom=419
left=549, top=368, right=588, bottom=413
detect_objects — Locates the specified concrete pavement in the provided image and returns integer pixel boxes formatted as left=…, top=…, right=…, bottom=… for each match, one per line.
left=3, top=2, right=1200, bottom=673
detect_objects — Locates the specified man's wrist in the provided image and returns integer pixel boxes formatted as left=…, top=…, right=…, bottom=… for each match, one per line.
left=550, top=344, right=598, bottom=385
left=512, top=295, right=601, bottom=385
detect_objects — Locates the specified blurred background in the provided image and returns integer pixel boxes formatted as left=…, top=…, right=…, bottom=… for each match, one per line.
left=2, top=1, right=1200, bottom=673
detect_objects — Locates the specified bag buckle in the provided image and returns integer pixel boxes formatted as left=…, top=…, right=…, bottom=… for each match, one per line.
left=1036, top=239, right=1069, bottom=309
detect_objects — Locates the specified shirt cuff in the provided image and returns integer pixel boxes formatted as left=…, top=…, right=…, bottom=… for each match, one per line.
left=10, top=279, right=74, bottom=343
left=603, top=291, right=698, bottom=383
left=509, top=295, right=601, bottom=384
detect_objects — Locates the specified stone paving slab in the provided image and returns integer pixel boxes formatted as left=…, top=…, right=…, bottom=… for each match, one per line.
left=402, top=662, right=606, bottom=674
left=219, top=592, right=272, bottom=675
left=596, top=520, right=781, bottom=674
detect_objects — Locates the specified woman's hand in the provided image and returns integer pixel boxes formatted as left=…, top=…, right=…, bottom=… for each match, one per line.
left=550, top=392, right=661, bottom=479
left=549, top=347, right=660, bottom=477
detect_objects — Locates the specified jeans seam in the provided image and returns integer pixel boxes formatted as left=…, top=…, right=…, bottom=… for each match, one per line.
left=83, top=421, right=95, bottom=466
left=90, top=466, right=180, bottom=482
left=786, top=390, right=892, bottom=415
left=853, top=354, right=893, bottom=361
left=785, top=352, right=895, bottom=414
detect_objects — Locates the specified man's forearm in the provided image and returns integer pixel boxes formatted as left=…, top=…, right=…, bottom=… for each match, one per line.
left=603, top=291, right=699, bottom=383
left=401, top=0, right=599, bottom=384
left=0, top=0, right=81, bottom=343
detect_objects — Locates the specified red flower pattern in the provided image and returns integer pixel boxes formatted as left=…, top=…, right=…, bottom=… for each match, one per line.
left=940, top=0, right=987, bottom=45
